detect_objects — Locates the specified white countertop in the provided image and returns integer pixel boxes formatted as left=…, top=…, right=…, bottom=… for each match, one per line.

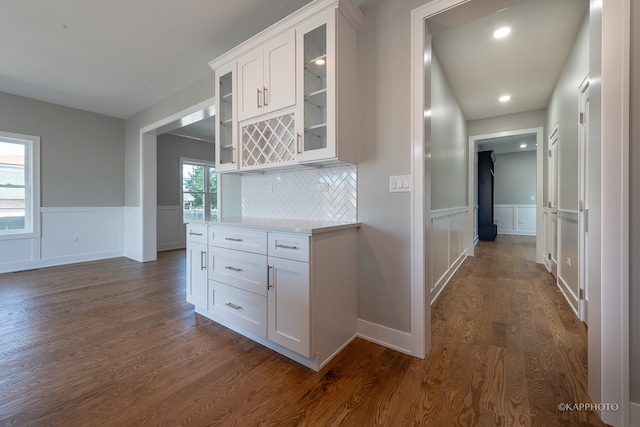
left=191, top=217, right=360, bottom=234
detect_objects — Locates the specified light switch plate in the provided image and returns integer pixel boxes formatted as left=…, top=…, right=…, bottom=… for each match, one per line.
left=390, top=175, right=411, bottom=192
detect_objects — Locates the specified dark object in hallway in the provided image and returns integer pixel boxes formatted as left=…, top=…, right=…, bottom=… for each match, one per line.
left=478, top=150, right=497, bottom=241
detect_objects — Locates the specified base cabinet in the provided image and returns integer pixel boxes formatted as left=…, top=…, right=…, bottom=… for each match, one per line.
left=186, top=224, right=209, bottom=310
left=186, top=223, right=357, bottom=370
left=268, top=254, right=310, bottom=357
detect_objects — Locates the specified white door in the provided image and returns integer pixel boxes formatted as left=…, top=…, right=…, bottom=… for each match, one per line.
left=578, top=77, right=590, bottom=323
left=548, top=125, right=559, bottom=278
left=186, top=242, right=208, bottom=309
left=263, top=31, right=296, bottom=114
left=267, top=257, right=310, bottom=356
left=237, top=48, right=264, bottom=121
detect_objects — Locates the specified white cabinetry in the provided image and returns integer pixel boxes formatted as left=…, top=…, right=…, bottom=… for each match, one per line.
left=209, top=0, right=362, bottom=172
left=296, top=9, right=358, bottom=164
left=237, top=32, right=296, bottom=122
left=267, top=233, right=311, bottom=356
left=186, top=222, right=358, bottom=371
left=186, top=224, right=208, bottom=310
left=215, top=62, right=238, bottom=172
left=208, top=227, right=268, bottom=337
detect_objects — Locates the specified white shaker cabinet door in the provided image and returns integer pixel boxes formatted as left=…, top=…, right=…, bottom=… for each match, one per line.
left=267, top=256, right=310, bottom=357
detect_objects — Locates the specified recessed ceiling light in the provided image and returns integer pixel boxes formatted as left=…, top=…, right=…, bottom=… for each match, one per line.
left=520, top=143, right=527, bottom=148
left=314, top=58, right=326, bottom=66
left=493, top=26, right=511, bottom=39
left=499, top=95, right=511, bottom=103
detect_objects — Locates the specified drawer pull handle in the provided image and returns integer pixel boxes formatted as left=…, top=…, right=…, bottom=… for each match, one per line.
left=225, top=237, right=243, bottom=242
left=225, top=302, right=243, bottom=311
left=189, top=231, right=203, bottom=236
left=200, top=251, right=207, bottom=270
left=225, top=266, right=243, bottom=272
left=267, top=265, right=274, bottom=290
left=276, top=244, right=299, bottom=250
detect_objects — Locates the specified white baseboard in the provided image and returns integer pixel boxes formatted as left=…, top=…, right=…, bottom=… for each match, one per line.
left=356, top=318, right=413, bottom=355
left=497, top=230, right=536, bottom=236
left=158, top=242, right=186, bottom=251
left=631, top=401, right=640, bottom=427
left=557, top=275, right=579, bottom=317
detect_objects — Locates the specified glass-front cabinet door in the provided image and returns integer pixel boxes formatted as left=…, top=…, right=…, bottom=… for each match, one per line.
left=296, top=11, right=336, bottom=163
left=215, top=62, right=238, bottom=172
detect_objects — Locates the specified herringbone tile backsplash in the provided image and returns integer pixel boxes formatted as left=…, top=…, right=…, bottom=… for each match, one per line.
left=241, top=165, right=357, bottom=222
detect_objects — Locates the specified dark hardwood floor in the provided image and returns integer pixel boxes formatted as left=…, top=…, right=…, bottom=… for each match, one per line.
left=0, top=236, right=605, bottom=426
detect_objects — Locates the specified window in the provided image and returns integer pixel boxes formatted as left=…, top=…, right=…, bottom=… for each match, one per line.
left=181, top=158, right=217, bottom=223
left=0, top=131, right=40, bottom=238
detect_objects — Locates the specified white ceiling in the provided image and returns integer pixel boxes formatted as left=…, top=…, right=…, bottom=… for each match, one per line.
left=429, top=0, right=589, bottom=121
left=0, top=0, right=313, bottom=119
left=0, top=0, right=588, bottom=125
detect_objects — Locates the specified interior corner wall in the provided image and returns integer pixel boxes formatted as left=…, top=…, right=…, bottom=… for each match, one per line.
left=466, top=109, right=546, bottom=200
left=494, top=151, right=537, bottom=205
left=124, top=74, right=215, bottom=208
left=356, top=0, right=427, bottom=335
left=156, top=133, right=215, bottom=206
left=430, top=51, right=468, bottom=210
left=630, top=0, right=640, bottom=411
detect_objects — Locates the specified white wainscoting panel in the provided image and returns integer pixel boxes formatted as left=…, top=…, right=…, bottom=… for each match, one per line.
left=431, top=207, right=469, bottom=304
left=0, top=238, right=40, bottom=273
left=557, top=210, right=579, bottom=315
left=0, top=207, right=124, bottom=273
left=41, top=207, right=124, bottom=263
left=494, top=204, right=536, bottom=236
left=157, top=206, right=186, bottom=251
left=124, top=206, right=142, bottom=261
left=241, top=165, right=357, bottom=222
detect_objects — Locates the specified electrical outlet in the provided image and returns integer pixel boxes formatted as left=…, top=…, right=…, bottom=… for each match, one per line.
left=317, top=183, right=329, bottom=192
left=566, top=257, right=571, bottom=267
left=67, top=236, right=79, bottom=243
left=265, top=185, right=273, bottom=193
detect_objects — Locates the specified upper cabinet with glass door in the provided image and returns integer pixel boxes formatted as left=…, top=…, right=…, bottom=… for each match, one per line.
left=296, top=7, right=358, bottom=165
left=215, top=61, right=238, bottom=172
left=209, top=0, right=362, bottom=172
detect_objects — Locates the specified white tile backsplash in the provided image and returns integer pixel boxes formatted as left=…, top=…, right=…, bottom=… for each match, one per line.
left=241, top=165, right=357, bottom=222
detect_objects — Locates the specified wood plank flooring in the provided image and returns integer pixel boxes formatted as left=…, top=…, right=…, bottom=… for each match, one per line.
left=0, top=236, right=606, bottom=426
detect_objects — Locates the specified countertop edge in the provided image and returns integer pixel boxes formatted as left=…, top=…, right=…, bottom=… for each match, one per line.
left=188, top=219, right=361, bottom=235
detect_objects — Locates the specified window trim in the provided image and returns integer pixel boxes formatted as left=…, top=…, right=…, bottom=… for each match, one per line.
left=0, top=131, right=40, bottom=240
left=179, top=157, right=217, bottom=224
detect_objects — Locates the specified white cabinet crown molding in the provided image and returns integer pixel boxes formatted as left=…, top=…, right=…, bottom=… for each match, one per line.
left=208, top=0, right=362, bottom=71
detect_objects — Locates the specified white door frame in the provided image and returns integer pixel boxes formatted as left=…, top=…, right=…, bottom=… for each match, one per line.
left=411, top=0, right=629, bottom=424
left=467, top=127, right=544, bottom=262
left=578, top=76, right=589, bottom=323
left=134, top=97, right=216, bottom=263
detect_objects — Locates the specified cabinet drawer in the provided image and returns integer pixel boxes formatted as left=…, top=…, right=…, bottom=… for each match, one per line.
left=209, top=226, right=267, bottom=254
left=210, top=281, right=267, bottom=338
left=186, top=224, right=208, bottom=245
left=210, top=247, right=267, bottom=296
left=268, top=232, right=310, bottom=262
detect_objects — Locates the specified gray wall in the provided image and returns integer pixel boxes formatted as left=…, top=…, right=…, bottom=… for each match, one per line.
left=124, top=74, right=215, bottom=207
left=467, top=109, right=546, bottom=202
left=630, top=0, right=640, bottom=407
left=0, top=92, right=124, bottom=207
left=156, top=133, right=214, bottom=206
left=356, top=0, right=427, bottom=333
left=494, top=151, right=536, bottom=205
left=546, top=11, right=589, bottom=212
left=431, top=51, right=468, bottom=210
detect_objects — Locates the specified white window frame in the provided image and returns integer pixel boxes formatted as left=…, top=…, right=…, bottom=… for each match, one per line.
left=179, top=157, right=217, bottom=224
left=0, top=131, right=40, bottom=240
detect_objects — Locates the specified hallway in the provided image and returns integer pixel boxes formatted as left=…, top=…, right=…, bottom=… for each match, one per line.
left=0, top=237, right=605, bottom=426
left=427, top=234, right=603, bottom=425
